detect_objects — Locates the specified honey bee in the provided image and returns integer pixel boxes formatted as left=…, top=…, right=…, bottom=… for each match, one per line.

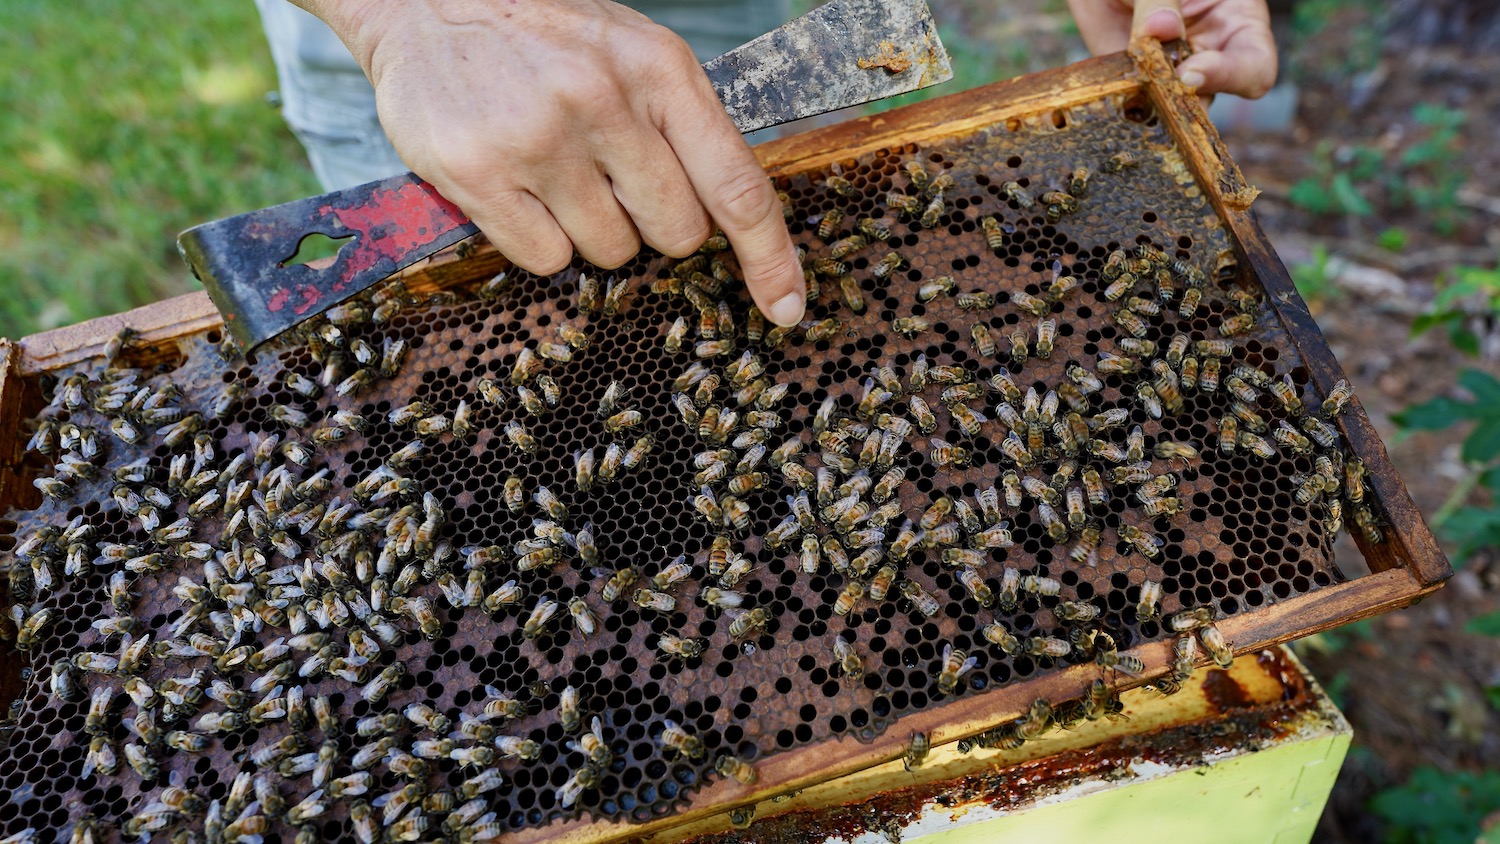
left=1323, top=497, right=1345, bottom=536
left=561, top=597, right=597, bottom=638
left=888, top=314, right=924, bottom=338
left=958, top=568, right=994, bottom=606
left=1292, top=473, right=1325, bottom=506
left=656, top=718, right=706, bottom=760
left=936, top=644, right=979, bottom=695
left=998, top=180, right=1033, bottom=208
left=703, top=753, right=759, bottom=792
left=1237, top=430, right=1276, bottom=460
left=652, top=633, right=707, bottom=663
left=634, top=588, right=677, bottom=614
left=1051, top=600, right=1099, bottom=624
left=1262, top=423, right=1312, bottom=459
left=901, top=580, right=941, bottom=618
left=1168, top=606, right=1215, bottom=633
left=1041, top=189, right=1078, bottom=214
left=1318, top=377, right=1355, bottom=415
left=1354, top=504, right=1384, bottom=543
left=1150, top=267, right=1176, bottom=302
left=1198, top=624, right=1234, bottom=668
left=815, top=637, right=863, bottom=686
left=868, top=250, right=906, bottom=282
left=1057, top=526, right=1098, bottom=568
left=1038, top=501, right=1069, bottom=542
left=646, top=553, right=693, bottom=591
left=14, top=606, right=58, bottom=652
left=833, top=580, right=866, bottom=617
left=892, top=160, right=928, bottom=193
left=495, top=419, right=536, bottom=456
left=1312, top=454, right=1342, bottom=496
left=1016, top=320, right=1053, bottom=364
left=1103, top=273, right=1138, bottom=302
left=807, top=206, right=847, bottom=242
left=1024, top=636, right=1071, bottom=658
left=945, top=402, right=986, bottom=438
left=1336, top=455, right=1366, bottom=502
left=1167, top=287, right=1201, bottom=321
left=920, top=193, right=946, bottom=228
left=1000, top=327, right=1027, bottom=366
left=487, top=735, right=539, bottom=765
left=963, top=517, right=1012, bottom=549
left=515, top=598, right=562, bottom=639
left=823, top=173, right=856, bottom=197
left=1301, top=415, right=1340, bottom=448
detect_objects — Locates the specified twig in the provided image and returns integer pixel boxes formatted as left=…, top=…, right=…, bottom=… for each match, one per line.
left=1430, top=463, right=1487, bottom=528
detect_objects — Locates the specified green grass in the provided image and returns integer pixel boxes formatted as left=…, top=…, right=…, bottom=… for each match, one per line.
left=0, top=0, right=319, bottom=338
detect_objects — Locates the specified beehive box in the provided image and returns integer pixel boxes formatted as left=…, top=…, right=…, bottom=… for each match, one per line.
left=663, top=647, right=1350, bottom=844
left=0, top=39, right=1448, bottom=844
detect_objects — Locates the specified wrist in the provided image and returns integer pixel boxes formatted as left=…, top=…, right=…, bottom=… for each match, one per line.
left=288, top=1, right=402, bottom=73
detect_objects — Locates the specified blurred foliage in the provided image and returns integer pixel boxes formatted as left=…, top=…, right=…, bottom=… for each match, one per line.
left=1288, top=104, right=1468, bottom=235
left=1290, top=243, right=1344, bottom=306
left=1369, top=767, right=1500, bottom=844
left=0, top=0, right=318, bottom=339
left=1394, top=369, right=1500, bottom=564
left=1289, top=0, right=1384, bottom=81
left=1409, top=262, right=1500, bottom=357
left=1378, top=227, right=1409, bottom=253
left=1397, top=262, right=1500, bottom=564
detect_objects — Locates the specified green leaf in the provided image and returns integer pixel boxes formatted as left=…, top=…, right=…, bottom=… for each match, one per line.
left=1465, top=610, right=1500, bottom=637
left=1392, top=396, right=1474, bottom=431
left=1370, top=767, right=1500, bottom=844
left=1485, top=684, right=1500, bottom=714
left=1379, top=227, right=1408, bottom=252
left=1450, top=324, right=1482, bottom=357
left=1437, top=505, right=1500, bottom=564
left=1450, top=264, right=1500, bottom=295
left=1462, top=417, right=1500, bottom=463
left=1331, top=172, right=1375, bottom=216
left=1458, top=369, right=1500, bottom=406
left=1410, top=310, right=1461, bottom=338
left=1476, top=464, right=1500, bottom=494
left=1288, top=178, right=1334, bottom=215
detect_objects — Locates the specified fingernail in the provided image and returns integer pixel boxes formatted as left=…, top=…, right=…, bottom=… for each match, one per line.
left=1180, top=69, right=1206, bottom=91
left=768, top=290, right=806, bottom=328
left=1146, top=8, right=1186, bottom=39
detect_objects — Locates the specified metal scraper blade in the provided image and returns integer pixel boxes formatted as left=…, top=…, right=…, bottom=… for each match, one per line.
left=177, top=0, right=952, bottom=352
left=703, top=0, right=952, bottom=133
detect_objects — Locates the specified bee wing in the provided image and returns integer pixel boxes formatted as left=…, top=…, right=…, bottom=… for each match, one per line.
left=959, top=655, right=980, bottom=677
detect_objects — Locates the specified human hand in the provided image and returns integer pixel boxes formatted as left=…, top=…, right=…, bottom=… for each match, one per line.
left=1065, top=0, right=1277, bottom=100
left=299, top=0, right=807, bottom=326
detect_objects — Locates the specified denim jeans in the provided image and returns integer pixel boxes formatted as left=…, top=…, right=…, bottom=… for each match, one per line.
left=254, top=0, right=792, bottom=191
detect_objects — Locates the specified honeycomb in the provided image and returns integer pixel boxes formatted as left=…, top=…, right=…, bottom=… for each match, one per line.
left=0, top=90, right=1375, bottom=843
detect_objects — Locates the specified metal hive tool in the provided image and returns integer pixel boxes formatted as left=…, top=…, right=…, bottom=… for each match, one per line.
left=0, top=40, right=1448, bottom=844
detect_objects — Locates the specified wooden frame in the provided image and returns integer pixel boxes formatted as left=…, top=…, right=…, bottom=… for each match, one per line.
left=0, top=39, right=1447, bottom=843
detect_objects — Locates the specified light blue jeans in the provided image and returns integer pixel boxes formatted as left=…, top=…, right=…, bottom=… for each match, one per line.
left=255, top=0, right=792, bottom=191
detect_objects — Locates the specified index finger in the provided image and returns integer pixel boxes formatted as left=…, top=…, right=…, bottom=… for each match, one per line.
left=660, top=70, right=806, bottom=328
left=1175, top=24, right=1278, bottom=98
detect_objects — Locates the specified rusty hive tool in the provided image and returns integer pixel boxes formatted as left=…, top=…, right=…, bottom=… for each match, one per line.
left=177, top=0, right=953, bottom=352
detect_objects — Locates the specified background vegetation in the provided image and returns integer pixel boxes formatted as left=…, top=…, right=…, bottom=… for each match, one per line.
left=0, top=0, right=317, bottom=338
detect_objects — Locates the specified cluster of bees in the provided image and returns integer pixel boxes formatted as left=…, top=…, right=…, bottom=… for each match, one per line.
left=0, top=129, right=1375, bottom=842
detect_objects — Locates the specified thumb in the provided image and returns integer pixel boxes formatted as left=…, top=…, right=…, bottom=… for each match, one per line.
left=1131, top=0, right=1186, bottom=41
